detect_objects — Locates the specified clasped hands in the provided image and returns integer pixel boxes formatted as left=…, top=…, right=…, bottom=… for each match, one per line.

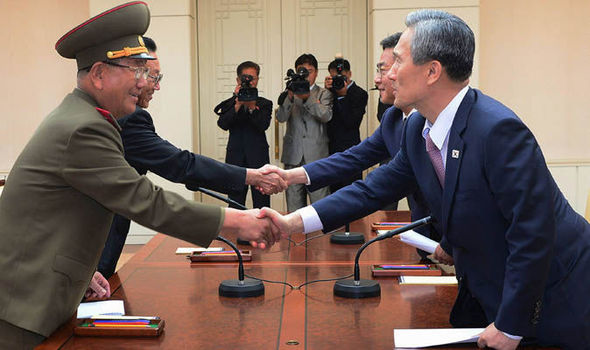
left=247, top=164, right=305, bottom=195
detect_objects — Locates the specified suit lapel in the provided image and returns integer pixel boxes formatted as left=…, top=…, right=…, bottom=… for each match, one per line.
left=441, top=88, right=476, bottom=233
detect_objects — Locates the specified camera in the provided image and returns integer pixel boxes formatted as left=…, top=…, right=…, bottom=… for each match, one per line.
left=237, top=74, right=258, bottom=101
left=331, top=60, right=346, bottom=91
left=284, top=67, right=310, bottom=95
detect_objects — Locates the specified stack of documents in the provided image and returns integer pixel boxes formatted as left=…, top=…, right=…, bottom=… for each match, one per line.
left=77, top=300, right=125, bottom=318
left=394, top=328, right=484, bottom=348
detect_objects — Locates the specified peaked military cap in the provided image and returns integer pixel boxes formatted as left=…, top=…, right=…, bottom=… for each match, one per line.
left=55, top=1, right=154, bottom=70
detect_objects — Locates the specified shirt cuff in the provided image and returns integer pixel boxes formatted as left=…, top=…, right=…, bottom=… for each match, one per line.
left=501, top=331, right=522, bottom=340
left=296, top=206, right=323, bottom=234
left=302, top=168, right=311, bottom=185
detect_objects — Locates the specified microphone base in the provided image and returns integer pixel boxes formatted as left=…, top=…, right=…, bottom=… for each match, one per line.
left=334, top=279, right=380, bottom=298
left=236, top=238, right=251, bottom=246
left=219, top=278, right=264, bottom=298
left=330, top=232, right=365, bottom=245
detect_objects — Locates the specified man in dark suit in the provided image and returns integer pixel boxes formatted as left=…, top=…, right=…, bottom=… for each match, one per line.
left=97, top=44, right=284, bottom=279
left=324, top=57, right=368, bottom=193
left=215, top=61, right=273, bottom=210
left=262, top=9, right=590, bottom=350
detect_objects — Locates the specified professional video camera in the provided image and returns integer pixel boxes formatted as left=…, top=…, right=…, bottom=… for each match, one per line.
left=331, top=59, right=347, bottom=91
left=284, top=67, right=310, bottom=95
left=237, top=74, right=258, bottom=102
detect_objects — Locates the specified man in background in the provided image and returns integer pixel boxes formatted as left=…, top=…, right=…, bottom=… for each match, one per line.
left=324, top=57, right=368, bottom=193
left=375, top=34, right=400, bottom=123
left=215, top=61, right=273, bottom=210
left=276, top=53, right=332, bottom=212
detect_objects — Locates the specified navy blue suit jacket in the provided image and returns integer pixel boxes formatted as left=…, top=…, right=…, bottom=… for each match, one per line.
left=121, top=108, right=246, bottom=193
left=304, top=106, right=442, bottom=249
left=311, top=88, right=590, bottom=347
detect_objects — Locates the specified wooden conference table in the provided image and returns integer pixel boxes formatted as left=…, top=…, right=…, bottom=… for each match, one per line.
left=40, top=211, right=552, bottom=349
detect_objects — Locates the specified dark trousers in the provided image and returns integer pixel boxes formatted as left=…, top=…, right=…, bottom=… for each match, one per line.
left=97, top=214, right=131, bottom=279
left=229, top=184, right=270, bottom=209
left=0, top=319, right=45, bottom=349
left=226, top=152, right=270, bottom=209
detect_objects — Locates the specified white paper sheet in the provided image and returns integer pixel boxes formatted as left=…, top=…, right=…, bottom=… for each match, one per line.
left=394, top=328, right=484, bottom=348
left=399, top=230, right=438, bottom=254
left=175, top=247, right=223, bottom=254
left=377, top=229, right=438, bottom=254
left=77, top=300, right=125, bottom=319
left=399, top=276, right=458, bottom=285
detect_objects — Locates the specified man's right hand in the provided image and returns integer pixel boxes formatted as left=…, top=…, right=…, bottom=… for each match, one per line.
left=257, top=207, right=304, bottom=237
left=222, top=208, right=282, bottom=249
left=246, top=166, right=288, bottom=195
left=324, top=75, right=333, bottom=90
left=258, top=165, right=308, bottom=190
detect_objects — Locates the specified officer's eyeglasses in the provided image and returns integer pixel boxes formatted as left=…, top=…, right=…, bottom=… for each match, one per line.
left=103, top=61, right=150, bottom=81
left=376, top=63, right=391, bottom=77
left=148, top=73, right=164, bottom=85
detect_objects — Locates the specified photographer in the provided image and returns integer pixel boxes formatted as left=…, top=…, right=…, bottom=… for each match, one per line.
left=215, top=61, right=273, bottom=209
left=277, top=53, right=333, bottom=211
left=324, top=57, right=368, bottom=193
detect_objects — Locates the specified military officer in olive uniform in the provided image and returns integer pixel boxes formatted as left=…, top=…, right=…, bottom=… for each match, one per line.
left=0, top=3, right=280, bottom=347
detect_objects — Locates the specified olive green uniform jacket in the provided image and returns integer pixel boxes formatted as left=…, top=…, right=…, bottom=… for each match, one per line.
left=0, top=88, right=223, bottom=336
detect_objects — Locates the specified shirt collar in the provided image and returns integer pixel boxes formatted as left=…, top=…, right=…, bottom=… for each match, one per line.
left=422, top=86, right=469, bottom=149
left=402, top=108, right=417, bottom=120
left=347, top=80, right=355, bottom=91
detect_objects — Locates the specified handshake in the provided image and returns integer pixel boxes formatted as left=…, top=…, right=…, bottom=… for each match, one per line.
left=222, top=206, right=304, bottom=249
left=224, top=164, right=309, bottom=249
left=245, top=164, right=308, bottom=195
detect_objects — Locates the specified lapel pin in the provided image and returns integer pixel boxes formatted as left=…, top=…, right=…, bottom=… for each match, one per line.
left=452, top=150, right=460, bottom=159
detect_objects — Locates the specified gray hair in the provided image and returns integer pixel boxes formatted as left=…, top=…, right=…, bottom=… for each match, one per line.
left=405, top=9, right=474, bottom=82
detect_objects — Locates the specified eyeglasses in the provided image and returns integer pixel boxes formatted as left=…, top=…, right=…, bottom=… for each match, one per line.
left=376, top=63, right=391, bottom=76
left=148, top=73, right=164, bottom=85
left=103, top=61, right=150, bottom=81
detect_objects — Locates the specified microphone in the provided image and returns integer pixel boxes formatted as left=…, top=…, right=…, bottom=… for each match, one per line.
left=215, top=236, right=264, bottom=298
left=195, top=187, right=265, bottom=298
left=196, top=187, right=247, bottom=210
left=330, top=222, right=365, bottom=245
left=196, top=187, right=250, bottom=245
left=333, top=216, right=433, bottom=298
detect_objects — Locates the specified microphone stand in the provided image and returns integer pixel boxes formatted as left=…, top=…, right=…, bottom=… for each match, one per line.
left=333, top=216, right=432, bottom=298
left=330, top=222, right=365, bottom=245
left=215, top=236, right=264, bottom=298
left=196, top=187, right=264, bottom=297
left=197, top=187, right=250, bottom=246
